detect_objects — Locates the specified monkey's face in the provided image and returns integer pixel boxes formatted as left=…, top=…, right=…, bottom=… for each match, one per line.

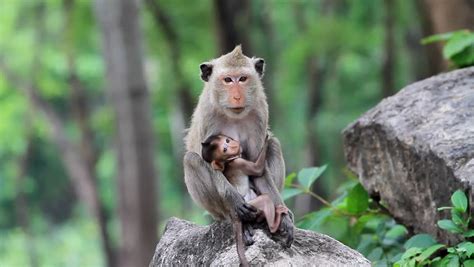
left=216, top=70, right=255, bottom=117
left=199, top=46, right=265, bottom=119
left=213, top=135, right=241, bottom=160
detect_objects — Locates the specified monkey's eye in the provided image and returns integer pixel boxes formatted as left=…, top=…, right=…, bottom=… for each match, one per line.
left=239, top=76, right=247, bottom=82
left=223, top=147, right=227, bottom=153
left=224, top=77, right=232, bottom=83
left=226, top=138, right=230, bottom=143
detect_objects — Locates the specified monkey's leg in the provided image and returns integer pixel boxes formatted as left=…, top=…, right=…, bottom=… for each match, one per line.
left=248, top=194, right=277, bottom=233
left=253, top=136, right=295, bottom=247
left=184, top=151, right=258, bottom=221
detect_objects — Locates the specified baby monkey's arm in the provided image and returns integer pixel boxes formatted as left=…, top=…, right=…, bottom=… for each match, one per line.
left=229, top=136, right=269, bottom=177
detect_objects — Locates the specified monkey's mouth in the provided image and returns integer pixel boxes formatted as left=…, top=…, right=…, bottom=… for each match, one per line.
left=228, top=107, right=245, bottom=114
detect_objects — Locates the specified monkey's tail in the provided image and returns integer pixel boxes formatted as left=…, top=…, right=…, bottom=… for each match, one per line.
left=234, top=220, right=250, bottom=267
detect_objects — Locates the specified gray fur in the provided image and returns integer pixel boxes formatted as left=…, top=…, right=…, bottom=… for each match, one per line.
left=183, top=46, right=294, bottom=247
left=183, top=46, right=291, bottom=241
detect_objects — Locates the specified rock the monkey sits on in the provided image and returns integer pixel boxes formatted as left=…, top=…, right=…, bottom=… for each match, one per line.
left=184, top=45, right=294, bottom=248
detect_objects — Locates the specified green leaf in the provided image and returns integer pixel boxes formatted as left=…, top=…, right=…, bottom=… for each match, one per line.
left=297, top=209, right=332, bottom=230
left=464, top=260, right=474, bottom=267
left=391, top=252, right=403, bottom=264
left=401, top=247, right=423, bottom=260
left=421, top=30, right=467, bottom=44
left=416, top=244, right=445, bottom=263
left=437, top=220, right=463, bottom=234
left=346, top=183, right=369, bottom=214
left=297, top=165, right=327, bottom=190
left=447, top=255, right=459, bottom=267
left=284, top=172, right=296, bottom=187
left=457, top=242, right=474, bottom=257
left=450, top=46, right=474, bottom=67
left=435, top=255, right=453, bottom=267
left=463, top=230, right=474, bottom=238
left=451, top=190, right=468, bottom=213
left=385, top=225, right=408, bottom=240
left=281, top=188, right=304, bottom=200
left=367, top=247, right=383, bottom=261
left=451, top=209, right=464, bottom=226
left=443, top=33, right=474, bottom=59
left=404, top=234, right=437, bottom=249
left=356, top=234, right=377, bottom=256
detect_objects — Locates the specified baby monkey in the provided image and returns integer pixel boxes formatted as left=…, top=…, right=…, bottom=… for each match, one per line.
left=202, top=134, right=288, bottom=266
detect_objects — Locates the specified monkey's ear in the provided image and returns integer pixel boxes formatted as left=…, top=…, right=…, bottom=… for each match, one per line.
left=199, top=62, right=213, bottom=82
left=211, top=160, right=224, bottom=171
left=254, top=58, right=265, bottom=78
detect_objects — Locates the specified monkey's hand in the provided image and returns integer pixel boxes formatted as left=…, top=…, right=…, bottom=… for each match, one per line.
left=278, top=212, right=294, bottom=248
left=236, top=201, right=258, bottom=222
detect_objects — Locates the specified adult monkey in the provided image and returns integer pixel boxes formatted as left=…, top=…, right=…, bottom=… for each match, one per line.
left=184, top=46, right=294, bottom=247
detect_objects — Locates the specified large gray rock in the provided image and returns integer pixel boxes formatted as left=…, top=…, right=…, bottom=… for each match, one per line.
left=343, top=67, right=474, bottom=243
left=149, top=217, right=370, bottom=266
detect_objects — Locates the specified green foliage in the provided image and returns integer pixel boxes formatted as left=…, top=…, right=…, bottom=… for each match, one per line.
left=284, top=166, right=408, bottom=266
left=395, top=190, right=474, bottom=267
left=422, top=30, right=474, bottom=68
left=287, top=167, right=474, bottom=267
left=0, top=214, right=103, bottom=266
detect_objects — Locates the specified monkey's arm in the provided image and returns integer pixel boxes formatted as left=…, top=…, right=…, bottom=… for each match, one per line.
left=229, top=157, right=264, bottom=177
left=229, top=137, right=269, bottom=176
left=184, top=151, right=258, bottom=221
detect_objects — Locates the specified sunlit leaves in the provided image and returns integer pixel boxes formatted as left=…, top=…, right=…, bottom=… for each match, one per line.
left=282, top=165, right=327, bottom=201
left=416, top=244, right=445, bottom=263
left=346, top=183, right=369, bottom=214
left=451, top=190, right=468, bottom=213
left=422, top=30, right=474, bottom=68
left=284, top=172, right=296, bottom=187
left=397, top=189, right=474, bottom=266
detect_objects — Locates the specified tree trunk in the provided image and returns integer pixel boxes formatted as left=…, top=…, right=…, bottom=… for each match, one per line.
left=213, top=0, right=252, bottom=54
left=417, top=0, right=474, bottom=74
left=292, top=2, right=327, bottom=215
left=93, top=1, right=159, bottom=267
left=146, top=0, right=194, bottom=211
left=63, top=1, right=116, bottom=265
left=382, top=0, right=396, bottom=98
left=254, top=1, right=278, bottom=125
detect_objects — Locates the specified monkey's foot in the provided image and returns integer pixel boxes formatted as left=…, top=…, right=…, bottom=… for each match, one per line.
left=242, top=223, right=255, bottom=246
left=274, top=213, right=294, bottom=248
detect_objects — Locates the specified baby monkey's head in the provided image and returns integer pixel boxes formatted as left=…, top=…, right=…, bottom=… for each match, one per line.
left=201, top=134, right=241, bottom=171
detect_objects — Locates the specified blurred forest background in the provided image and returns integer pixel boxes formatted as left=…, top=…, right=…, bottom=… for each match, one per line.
left=0, top=0, right=473, bottom=266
